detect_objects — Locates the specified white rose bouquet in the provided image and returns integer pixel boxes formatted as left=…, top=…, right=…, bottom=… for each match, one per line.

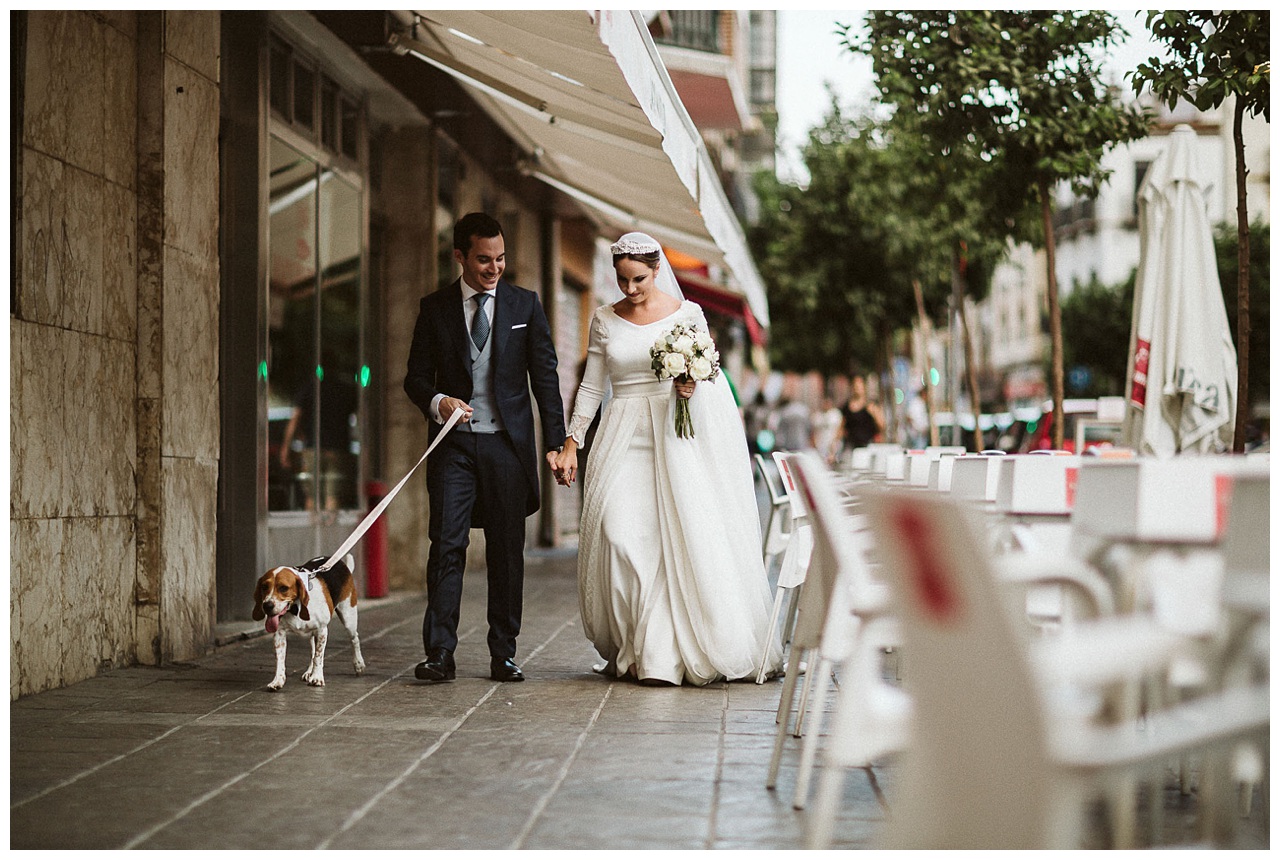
left=651, top=322, right=721, bottom=438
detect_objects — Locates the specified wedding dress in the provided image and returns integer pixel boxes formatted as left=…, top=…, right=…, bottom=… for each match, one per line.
left=568, top=300, right=783, bottom=685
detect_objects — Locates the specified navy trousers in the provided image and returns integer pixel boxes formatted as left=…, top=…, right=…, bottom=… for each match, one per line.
left=422, top=431, right=527, bottom=659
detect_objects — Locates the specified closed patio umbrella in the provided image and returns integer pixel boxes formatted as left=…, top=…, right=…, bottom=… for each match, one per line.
left=1122, top=124, right=1237, bottom=456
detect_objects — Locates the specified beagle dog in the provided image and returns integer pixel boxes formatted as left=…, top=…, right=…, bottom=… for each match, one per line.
left=252, top=555, right=366, bottom=690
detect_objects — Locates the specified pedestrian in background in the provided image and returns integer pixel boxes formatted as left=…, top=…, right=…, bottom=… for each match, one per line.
left=773, top=396, right=813, bottom=452
left=811, top=395, right=844, bottom=464
left=841, top=373, right=885, bottom=453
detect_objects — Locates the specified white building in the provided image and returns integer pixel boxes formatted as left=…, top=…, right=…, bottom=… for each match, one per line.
left=981, top=94, right=1270, bottom=407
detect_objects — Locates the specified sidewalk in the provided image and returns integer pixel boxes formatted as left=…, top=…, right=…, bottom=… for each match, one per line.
left=9, top=549, right=884, bottom=851
left=9, top=546, right=1268, bottom=850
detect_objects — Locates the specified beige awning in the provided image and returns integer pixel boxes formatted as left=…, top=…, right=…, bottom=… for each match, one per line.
left=394, top=10, right=769, bottom=326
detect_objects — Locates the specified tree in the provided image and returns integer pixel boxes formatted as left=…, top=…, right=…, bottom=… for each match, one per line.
left=750, top=101, right=930, bottom=380
left=1060, top=272, right=1136, bottom=398
left=853, top=11, right=1150, bottom=448
left=1130, top=11, right=1270, bottom=452
left=1215, top=219, right=1270, bottom=431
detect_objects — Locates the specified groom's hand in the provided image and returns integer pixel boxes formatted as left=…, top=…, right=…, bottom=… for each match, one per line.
left=439, top=397, right=473, bottom=424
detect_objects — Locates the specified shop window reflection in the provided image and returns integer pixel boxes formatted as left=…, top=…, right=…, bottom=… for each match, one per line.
left=267, top=137, right=362, bottom=513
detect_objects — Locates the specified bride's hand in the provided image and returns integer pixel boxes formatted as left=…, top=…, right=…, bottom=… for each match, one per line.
left=553, top=448, right=579, bottom=486
left=674, top=379, right=696, bottom=399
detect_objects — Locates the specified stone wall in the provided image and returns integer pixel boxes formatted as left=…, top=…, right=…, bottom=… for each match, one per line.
left=10, top=11, right=221, bottom=698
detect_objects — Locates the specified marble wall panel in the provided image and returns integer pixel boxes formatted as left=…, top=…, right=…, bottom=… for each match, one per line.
left=10, top=521, right=21, bottom=700
left=159, top=457, right=218, bottom=662
left=163, top=59, right=220, bottom=264
left=165, top=11, right=220, bottom=83
left=60, top=517, right=106, bottom=686
left=102, top=180, right=138, bottom=343
left=20, top=148, right=66, bottom=329
left=11, top=322, right=66, bottom=519
left=162, top=247, right=220, bottom=461
left=56, top=517, right=137, bottom=678
left=60, top=163, right=106, bottom=336
left=101, top=337, right=139, bottom=515
left=60, top=329, right=104, bottom=518
left=11, top=518, right=65, bottom=697
left=100, top=21, right=138, bottom=192
left=22, top=12, right=70, bottom=166
left=10, top=320, right=24, bottom=518
left=22, top=12, right=103, bottom=175
left=97, top=10, right=136, bottom=39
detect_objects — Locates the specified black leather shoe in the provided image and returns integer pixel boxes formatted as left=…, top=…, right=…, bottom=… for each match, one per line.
left=415, top=648, right=456, bottom=682
left=490, top=657, right=524, bottom=682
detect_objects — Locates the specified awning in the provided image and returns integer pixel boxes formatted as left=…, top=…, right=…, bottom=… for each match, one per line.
left=392, top=10, right=769, bottom=327
left=675, top=270, right=767, bottom=348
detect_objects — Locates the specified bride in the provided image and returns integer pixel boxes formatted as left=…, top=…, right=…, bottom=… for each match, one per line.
left=551, top=232, right=782, bottom=686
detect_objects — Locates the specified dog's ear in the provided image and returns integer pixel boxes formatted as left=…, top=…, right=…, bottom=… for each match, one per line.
left=252, top=575, right=268, bottom=621
left=297, top=574, right=311, bottom=621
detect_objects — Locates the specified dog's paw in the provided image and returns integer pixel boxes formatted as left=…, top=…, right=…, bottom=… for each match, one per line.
left=353, top=657, right=366, bottom=675
left=306, top=675, right=325, bottom=687
left=267, top=678, right=285, bottom=691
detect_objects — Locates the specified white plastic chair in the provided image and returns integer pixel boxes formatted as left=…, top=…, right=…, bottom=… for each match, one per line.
left=782, top=453, right=903, bottom=812
left=755, top=451, right=812, bottom=684
left=754, top=453, right=791, bottom=574
left=849, top=489, right=1269, bottom=849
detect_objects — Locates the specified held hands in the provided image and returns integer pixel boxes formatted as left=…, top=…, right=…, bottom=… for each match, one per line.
left=550, top=446, right=579, bottom=487
left=674, top=379, right=696, bottom=400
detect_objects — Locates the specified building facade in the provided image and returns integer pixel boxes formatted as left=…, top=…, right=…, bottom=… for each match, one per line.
left=979, top=96, right=1270, bottom=410
left=10, top=10, right=772, bottom=697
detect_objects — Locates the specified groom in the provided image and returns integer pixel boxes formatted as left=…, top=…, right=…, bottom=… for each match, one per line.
left=404, top=212, right=566, bottom=682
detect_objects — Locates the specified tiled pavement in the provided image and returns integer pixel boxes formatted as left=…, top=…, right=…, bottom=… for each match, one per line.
left=10, top=549, right=887, bottom=851
left=9, top=547, right=1268, bottom=850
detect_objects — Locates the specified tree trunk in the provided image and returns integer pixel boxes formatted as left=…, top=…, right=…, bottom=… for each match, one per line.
left=913, top=279, right=940, bottom=446
left=954, top=248, right=983, bottom=452
left=1231, top=96, right=1251, bottom=453
left=1039, top=179, right=1065, bottom=450
left=877, top=321, right=897, bottom=443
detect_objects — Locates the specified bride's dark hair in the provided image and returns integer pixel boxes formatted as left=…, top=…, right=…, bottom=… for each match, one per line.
left=613, top=250, right=661, bottom=269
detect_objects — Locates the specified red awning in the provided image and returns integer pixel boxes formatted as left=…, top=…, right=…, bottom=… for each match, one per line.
left=675, top=271, right=767, bottom=347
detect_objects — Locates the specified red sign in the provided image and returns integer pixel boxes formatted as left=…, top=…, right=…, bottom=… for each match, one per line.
left=891, top=504, right=963, bottom=625
left=1130, top=338, right=1151, bottom=408
left=1215, top=474, right=1234, bottom=538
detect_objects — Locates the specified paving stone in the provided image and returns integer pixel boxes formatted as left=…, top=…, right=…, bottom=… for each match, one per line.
left=8, top=548, right=1270, bottom=850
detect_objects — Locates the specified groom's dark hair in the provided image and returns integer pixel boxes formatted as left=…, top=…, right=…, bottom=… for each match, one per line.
left=454, top=212, right=503, bottom=255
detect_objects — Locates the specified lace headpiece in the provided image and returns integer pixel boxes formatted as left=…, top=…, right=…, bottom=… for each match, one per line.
left=608, top=231, right=683, bottom=302
left=610, top=234, right=662, bottom=256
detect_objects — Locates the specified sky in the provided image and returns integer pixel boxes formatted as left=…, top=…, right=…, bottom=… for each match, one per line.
left=774, top=10, right=1173, bottom=184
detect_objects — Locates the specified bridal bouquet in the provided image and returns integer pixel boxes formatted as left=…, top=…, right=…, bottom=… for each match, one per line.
left=651, top=322, right=720, bottom=438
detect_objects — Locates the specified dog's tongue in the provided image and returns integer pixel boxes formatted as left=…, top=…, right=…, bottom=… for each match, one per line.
left=265, top=614, right=280, bottom=634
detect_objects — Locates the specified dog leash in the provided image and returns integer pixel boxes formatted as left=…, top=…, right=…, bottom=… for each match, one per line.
left=312, top=408, right=465, bottom=573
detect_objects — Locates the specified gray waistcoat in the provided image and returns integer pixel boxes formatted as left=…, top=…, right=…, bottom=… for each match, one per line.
left=460, top=326, right=504, bottom=434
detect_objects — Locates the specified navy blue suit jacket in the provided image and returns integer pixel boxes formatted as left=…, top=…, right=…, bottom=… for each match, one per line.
left=404, top=278, right=566, bottom=519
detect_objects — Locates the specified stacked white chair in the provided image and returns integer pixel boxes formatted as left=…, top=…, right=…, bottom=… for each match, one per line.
left=755, top=451, right=812, bottom=684
left=844, top=488, right=1268, bottom=849
left=765, top=453, right=891, bottom=808
left=754, top=453, right=792, bottom=578
left=784, top=454, right=909, bottom=818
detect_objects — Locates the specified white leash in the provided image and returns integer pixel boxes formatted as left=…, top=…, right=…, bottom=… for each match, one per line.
left=314, top=408, right=465, bottom=573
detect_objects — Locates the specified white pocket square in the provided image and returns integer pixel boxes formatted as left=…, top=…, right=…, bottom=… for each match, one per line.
left=510, top=323, right=527, bottom=329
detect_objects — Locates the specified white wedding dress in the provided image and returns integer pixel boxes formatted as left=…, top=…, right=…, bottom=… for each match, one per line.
left=568, top=301, right=783, bottom=685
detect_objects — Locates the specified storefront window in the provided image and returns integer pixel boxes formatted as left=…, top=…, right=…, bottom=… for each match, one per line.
left=267, top=137, right=362, bottom=513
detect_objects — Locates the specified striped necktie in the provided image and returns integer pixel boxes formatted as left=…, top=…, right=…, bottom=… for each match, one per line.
left=471, top=292, right=491, bottom=350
